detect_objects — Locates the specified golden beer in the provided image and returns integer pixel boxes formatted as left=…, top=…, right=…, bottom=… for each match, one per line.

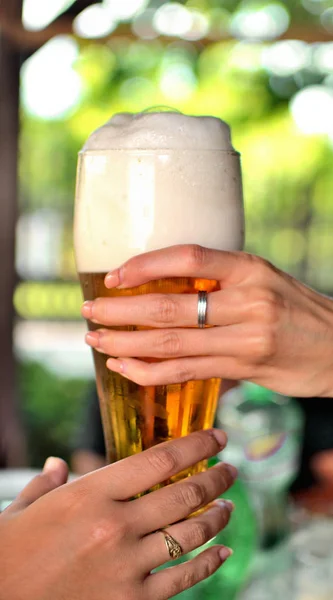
left=74, top=112, right=244, bottom=487
left=80, top=273, right=221, bottom=483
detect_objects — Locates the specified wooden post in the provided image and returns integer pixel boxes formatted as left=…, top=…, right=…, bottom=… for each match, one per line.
left=0, top=0, right=27, bottom=467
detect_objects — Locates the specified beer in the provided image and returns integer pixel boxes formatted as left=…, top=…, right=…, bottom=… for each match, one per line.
left=74, top=111, right=244, bottom=487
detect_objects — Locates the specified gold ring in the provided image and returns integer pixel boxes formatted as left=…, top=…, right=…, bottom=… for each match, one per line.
left=159, top=529, right=183, bottom=560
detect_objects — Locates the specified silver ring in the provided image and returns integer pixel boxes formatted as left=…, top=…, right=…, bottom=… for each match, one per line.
left=197, top=291, right=208, bottom=328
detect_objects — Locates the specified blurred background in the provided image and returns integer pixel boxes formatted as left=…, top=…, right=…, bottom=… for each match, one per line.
left=0, top=0, right=331, bottom=470
left=1, top=1, right=333, bottom=597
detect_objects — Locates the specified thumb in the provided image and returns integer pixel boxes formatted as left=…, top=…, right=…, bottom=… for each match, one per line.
left=9, top=457, right=69, bottom=512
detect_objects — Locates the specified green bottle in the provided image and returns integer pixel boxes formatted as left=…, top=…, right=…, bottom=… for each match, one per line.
left=162, top=459, right=257, bottom=600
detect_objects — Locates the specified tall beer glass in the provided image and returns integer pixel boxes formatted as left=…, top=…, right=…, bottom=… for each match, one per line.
left=74, top=112, right=244, bottom=486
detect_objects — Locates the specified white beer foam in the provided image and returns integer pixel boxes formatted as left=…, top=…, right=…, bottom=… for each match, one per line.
left=83, top=112, right=235, bottom=152
left=74, top=112, right=244, bottom=273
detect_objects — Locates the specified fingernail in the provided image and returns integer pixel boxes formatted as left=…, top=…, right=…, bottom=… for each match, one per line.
left=224, top=464, right=238, bottom=480
left=210, top=428, right=228, bottom=449
left=105, top=269, right=121, bottom=289
left=216, top=499, right=235, bottom=513
left=81, top=301, right=94, bottom=319
left=106, top=358, right=126, bottom=374
left=43, top=457, right=60, bottom=473
left=85, top=332, right=100, bottom=348
left=219, top=547, right=233, bottom=562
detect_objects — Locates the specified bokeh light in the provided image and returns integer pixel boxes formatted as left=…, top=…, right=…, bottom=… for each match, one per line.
left=73, top=5, right=117, bottom=38
left=321, top=7, right=333, bottom=33
left=230, top=3, right=290, bottom=41
left=23, top=0, right=75, bottom=31
left=182, top=9, right=210, bottom=41
left=21, top=36, right=82, bottom=120
left=262, top=41, right=311, bottom=77
left=229, top=42, right=263, bottom=72
left=302, top=0, right=330, bottom=16
left=132, top=9, right=158, bottom=39
left=290, top=85, right=333, bottom=136
left=104, top=0, right=149, bottom=21
left=313, top=43, right=333, bottom=73
left=153, top=2, right=193, bottom=37
left=160, top=63, right=197, bottom=100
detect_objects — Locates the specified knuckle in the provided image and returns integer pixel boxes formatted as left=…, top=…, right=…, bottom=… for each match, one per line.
left=188, top=520, right=212, bottom=548
left=213, top=504, right=230, bottom=532
left=184, top=245, right=208, bottom=270
left=179, top=482, right=206, bottom=511
left=191, top=430, right=220, bottom=456
left=157, top=331, right=182, bottom=357
left=99, top=330, right=115, bottom=353
left=146, top=447, right=179, bottom=477
left=168, top=580, right=181, bottom=599
left=251, top=288, right=282, bottom=325
left=174, top=364, right=196, bottom=383
left=200, top=553, right=220, bottom=580
left=151, top=295, right=178, bottom=325
left=182, top=567, right=197, bottom=591
left=212, top=466, right=229, bottom=492
left=251, top=326, right=276, bottom=362
left=230, top=286, right=247, bottom=306
left=262, top=301, right=280, bottom=326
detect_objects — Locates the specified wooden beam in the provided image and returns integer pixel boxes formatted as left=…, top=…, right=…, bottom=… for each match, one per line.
left=0, top=0, right=27, bottom=467
left=0, top=10, right=331, bottom=53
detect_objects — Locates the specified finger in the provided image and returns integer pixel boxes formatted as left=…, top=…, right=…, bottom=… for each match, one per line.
left=94, top=429, right=227, bottom=500
left=106, top=355, right=253, bottom=386
left=8, top=457, right=69, bottom=512
left=86, top=325, right=252, bottom=359
left=132, top=462, right=237, bottom=535
left=140, top=500, right=234, bottom=571
left=104, top=245, right=257, bottom=289
left=145, top=545, right=232, bottom=600
left=82, top=287, right=250, bottom=328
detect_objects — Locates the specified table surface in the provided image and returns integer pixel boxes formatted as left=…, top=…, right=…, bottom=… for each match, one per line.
left=0, top=469, right=76, bottom=501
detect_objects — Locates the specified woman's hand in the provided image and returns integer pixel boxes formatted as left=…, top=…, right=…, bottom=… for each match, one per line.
left=83, top=245, right=333, bottom=398
left=0, top=429, right=235, bottom=600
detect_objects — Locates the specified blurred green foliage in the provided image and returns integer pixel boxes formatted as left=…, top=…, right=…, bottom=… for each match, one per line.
left=16, top=7, right=333, bottom=463
left=14, top=282, right=82, bottom=319
left=18, top=361, right=89, bottom=467
left=20, top=36, right=333, bottom=295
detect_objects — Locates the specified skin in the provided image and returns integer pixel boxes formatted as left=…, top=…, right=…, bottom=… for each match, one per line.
left=0, top=430, right=236, bottom=600
left=82, top=245, right=333, bottom=398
